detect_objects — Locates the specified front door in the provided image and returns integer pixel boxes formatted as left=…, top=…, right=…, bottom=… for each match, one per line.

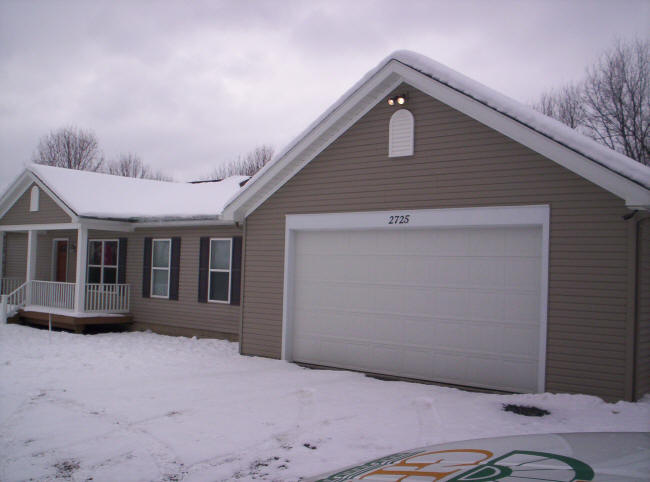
left=54, top=240, right=68, bottom=282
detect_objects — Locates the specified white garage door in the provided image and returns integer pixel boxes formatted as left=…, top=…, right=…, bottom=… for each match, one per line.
left=290, top=224, right=544, bottom=392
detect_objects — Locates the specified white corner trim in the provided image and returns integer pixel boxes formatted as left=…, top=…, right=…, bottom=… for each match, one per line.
left=281, top=204, right=549, bottom=393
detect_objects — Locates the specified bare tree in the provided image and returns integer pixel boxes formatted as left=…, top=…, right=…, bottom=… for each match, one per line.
left=32, top=126, right=104, bottom=171
left=534, top=83, right=585, bottom=129
left=105, top=153, right=173, bottom=181
left=581, top=39, right=649, bottom=165
left=202, top=144, right=274, bottom=180
left=534, top=39, right=649, bottom=165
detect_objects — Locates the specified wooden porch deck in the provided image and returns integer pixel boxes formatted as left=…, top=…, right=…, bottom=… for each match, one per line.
left=12, top=306, right=132, bottom=333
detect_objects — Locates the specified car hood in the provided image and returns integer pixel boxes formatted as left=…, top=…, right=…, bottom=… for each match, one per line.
left=305, top=432, right=650, bottom=481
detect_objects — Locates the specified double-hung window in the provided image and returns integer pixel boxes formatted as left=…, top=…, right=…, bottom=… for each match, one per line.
left=151, top=239, right=171, bottom=298
left=208, top=238, right=232, bottom=303
left=88, top=240, right=118, bottom=284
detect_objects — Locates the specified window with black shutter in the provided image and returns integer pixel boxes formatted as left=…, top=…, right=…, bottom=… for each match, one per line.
left=198, top=236, right=241, bottom=305
left=142, top=237, right=152, bottom=298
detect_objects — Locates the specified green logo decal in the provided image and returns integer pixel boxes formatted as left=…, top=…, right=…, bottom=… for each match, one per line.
left=448, top=450, right=595, bottom=482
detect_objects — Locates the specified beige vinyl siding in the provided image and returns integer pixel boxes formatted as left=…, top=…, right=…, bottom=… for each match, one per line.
left=4, top=233, right=27, bottom=279
left=3, top=231, right=77, bottom=282
left=636, top=217, right=650, bottom=399
left=241, top=83, right=634, bottom=400
left=0, top=183, right=71, bottom=225
left=90, top=226, right=242, bottom=338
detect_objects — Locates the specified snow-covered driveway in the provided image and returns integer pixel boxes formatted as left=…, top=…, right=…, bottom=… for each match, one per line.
left=0, top=324, right=648, bottom=481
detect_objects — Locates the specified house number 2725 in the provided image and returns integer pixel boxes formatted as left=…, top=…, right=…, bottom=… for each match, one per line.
left=388, top=214, right=410, bottom=224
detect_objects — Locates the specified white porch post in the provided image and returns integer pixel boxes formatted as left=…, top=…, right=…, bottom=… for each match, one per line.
left=26, top=229, right=38, bottom=304
left=0, top=231, right=5, bottom=281
left=74, top=225, right=88, bottom=313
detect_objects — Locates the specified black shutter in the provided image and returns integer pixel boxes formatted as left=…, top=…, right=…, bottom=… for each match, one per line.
left=230, top=236, right=242, bottom=306
left=142, top=237, right=152, bottom=298
left=118, top=238, right=127, bottom=284
left=198, top=237, right=210, bottom=303
left=169, top=237, right=181, bottom=301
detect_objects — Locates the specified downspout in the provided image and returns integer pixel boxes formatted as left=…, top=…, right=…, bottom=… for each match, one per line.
left=238, top=217, right=246, bottom=355
left=623, top=210, right=641, bottom=401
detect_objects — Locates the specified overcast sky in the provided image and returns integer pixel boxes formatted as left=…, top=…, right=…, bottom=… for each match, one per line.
left=1, top=0, right=648, bottom=188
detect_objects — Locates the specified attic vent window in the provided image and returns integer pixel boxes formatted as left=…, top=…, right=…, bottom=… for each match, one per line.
left=30, top=186, right=40, bottom=212
left=388, top=109, right=414, bottom=157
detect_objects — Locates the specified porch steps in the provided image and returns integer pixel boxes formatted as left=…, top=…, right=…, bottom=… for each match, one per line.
left=16, top=310, right=133, bottom=334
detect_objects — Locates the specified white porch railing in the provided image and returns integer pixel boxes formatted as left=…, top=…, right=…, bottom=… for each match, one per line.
left=1, top=281, right=130, bottom=323
left=31, top=280, right=76, bottom=310
left=1, top=278, right=23, bottom=295
left=1, top=281, right=29, bottom=323
left=85, top=283, right=130, bottom=313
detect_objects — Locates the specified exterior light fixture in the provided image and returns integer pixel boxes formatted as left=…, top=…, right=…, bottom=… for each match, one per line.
left=388, top=94, right=408, bottom=106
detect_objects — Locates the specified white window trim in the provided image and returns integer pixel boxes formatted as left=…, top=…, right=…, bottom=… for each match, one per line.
left=29, top=185, right=40, bottom=212
left=87, top=239, right=119, bottom=285
left=282, top=205, right=550, bottom=393
left=151, top=238, right=171, bottom=299
left=208, top=237, right=232, bottom=304
left=51, top=238, right=69, bottom=282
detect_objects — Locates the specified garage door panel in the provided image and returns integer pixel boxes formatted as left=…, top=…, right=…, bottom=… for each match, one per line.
left=505, top=227, right=542, bottom=256
left=291, top=225, right=543, bottom=393
left=504, top=292, right=540, bottom=322
left=505, top=258, right=541, bottom=290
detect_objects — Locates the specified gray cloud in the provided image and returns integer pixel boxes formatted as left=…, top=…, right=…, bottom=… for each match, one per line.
left=1, top=0, right=648, bottom=188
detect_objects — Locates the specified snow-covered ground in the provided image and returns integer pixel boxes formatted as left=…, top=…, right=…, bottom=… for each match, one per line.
left=1, top=324, right=648, bottom=481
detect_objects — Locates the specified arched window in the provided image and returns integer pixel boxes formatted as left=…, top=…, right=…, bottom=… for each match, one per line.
left=388, top=109, right=414, bottom=157
left=30, top=185, right=40, bottom=212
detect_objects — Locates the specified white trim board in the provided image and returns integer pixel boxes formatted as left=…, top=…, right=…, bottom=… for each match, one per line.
left=282, top=204, right=549, bottom=393
left=0, top=170, right=77, bottom=221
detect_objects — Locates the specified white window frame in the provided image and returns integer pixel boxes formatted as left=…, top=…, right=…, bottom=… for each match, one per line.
left=151, top=238, right=171, bottom=299
left=208, top=238, right=232, bottom=304
left=87, top=239, right=119, bottom=285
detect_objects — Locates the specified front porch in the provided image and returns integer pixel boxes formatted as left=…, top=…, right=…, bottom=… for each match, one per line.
left=1, top=279, right=132, bottom=332
left=1, top=219, right=134, bottom=332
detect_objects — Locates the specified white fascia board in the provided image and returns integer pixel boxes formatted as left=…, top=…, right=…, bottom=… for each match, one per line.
left=0, top=171, right=33, bottom=220
left=0, top=170, right=78, bottom=221
left=221, top=70, right=404, bottom=222
left=134, top=218, right=237, bottom=228
left=392, top=63, right=650, bottom=208
left=27, top=170, right=78, bottom=219
left=224, top=60, right=648, bottom=221
left=0, top=223, right=81, bottom=232
left=80, top=219, right=134, bottom=232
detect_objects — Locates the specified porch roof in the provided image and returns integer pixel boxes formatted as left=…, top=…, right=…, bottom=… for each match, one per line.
left=2, top=164, right=249, bottom=223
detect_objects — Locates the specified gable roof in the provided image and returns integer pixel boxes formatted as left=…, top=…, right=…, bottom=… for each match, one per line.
left=221, top=50, right=650, bottom=221
left=0, top=164, right=248, bottom=223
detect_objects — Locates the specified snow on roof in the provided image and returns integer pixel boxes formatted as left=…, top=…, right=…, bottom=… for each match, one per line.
left=391, top=50, right=650, bottom=189
left=28, top=164, right=248, bottom=221
left=238, top=50, right=649, bottom=200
